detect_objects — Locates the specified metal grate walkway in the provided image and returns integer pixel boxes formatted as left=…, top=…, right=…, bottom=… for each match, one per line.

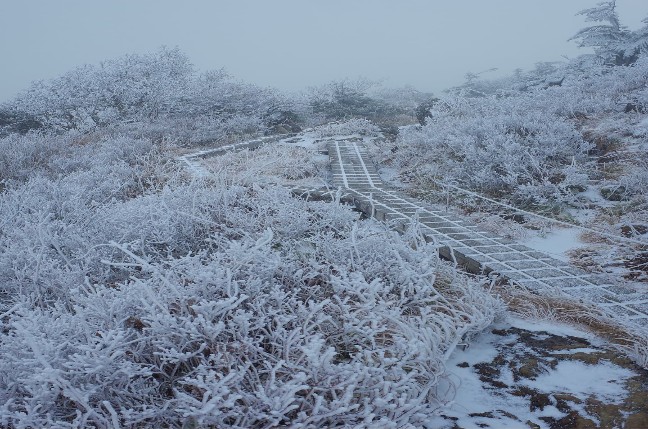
left=329, top=139, right=648, bottom=332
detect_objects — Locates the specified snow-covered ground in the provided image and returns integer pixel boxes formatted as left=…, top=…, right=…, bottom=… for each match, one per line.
left=523, top=227, right=588, bottom=262
left=430, top=317, right=646, bottom=429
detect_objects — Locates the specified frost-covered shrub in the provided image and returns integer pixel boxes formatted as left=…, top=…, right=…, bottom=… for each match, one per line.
left=0, top=132, right=70, bottom=182
left=0, top=100, right=499, bottom=428
left=312, top=118, right=381, bottom=138
left=384, top=54, right=648, bottom=212
left=634, top=116, right=648, bottom=136
left=109, top=115, right=268, bottom=147
left=0, top=170, right=503, bottom=427
left=398, top=56, right=648, bottom=211
left=394, top=94, right=592, bottom=208
left=0, top=131, right=176, bottom=199
left=203, top=144, right=328, bottom=187
left=10, top=47, right=193, bottom=131
left=2, top=48, right=302, bottom=143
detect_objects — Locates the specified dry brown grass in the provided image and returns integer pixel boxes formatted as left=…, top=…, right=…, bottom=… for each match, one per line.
left=582, top=129, right=623, bottom=157
left=493, top=282, right=648, bottom=368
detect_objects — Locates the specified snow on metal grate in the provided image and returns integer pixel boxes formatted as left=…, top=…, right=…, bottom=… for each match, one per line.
left=329, top=140, right=648, bottom=332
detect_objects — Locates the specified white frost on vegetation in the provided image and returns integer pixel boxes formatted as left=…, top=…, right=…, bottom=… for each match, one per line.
left=0, top=129, right=504, bottom=427
left=312, top=118, right=381, bottom=139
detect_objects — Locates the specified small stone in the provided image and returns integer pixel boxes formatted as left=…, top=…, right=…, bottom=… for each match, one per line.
left=468, top=411, right=494, bottom=418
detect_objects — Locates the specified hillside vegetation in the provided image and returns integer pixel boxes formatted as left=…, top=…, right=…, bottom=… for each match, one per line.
left=0, top=48, right=491, bottom=429
left=0, top=2, right=647, bottom=427
left=370, top=2, right=648, bottom=284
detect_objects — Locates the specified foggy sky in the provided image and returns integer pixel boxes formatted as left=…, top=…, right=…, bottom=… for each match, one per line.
left=2, top=1, right=648, bottom=102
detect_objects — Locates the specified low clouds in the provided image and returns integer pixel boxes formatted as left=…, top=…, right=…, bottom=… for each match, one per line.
left=1, top=0, right=647, bottom=101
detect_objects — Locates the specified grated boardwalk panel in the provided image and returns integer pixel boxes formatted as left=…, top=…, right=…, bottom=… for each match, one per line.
left=329, top=140, right=648, bottom=333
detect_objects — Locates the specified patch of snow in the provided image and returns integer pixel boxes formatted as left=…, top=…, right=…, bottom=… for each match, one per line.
left=507, top=316, right=600, bottom=340
left=434, top=323, right=549, bottom=428
left=579, top=186, right=612, bottom=207
left=279, top=133, right=319, bottom=150
left=377, top=167, right=400, bottom=183
left=432, top=316, right=637, bottom=429
left=523, top=227, right=587, bottom=262
left=525, top=360, right=634, bottom=405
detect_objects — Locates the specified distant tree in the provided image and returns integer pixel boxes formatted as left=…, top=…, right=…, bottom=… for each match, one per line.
left=9, top=47, right=193, bottom=131
left=515, top=62, right=567, bottom=91
left=415, top=97, right=439, bottom=125
left=372, top=85, right=432, bottom=111
left=570, top=1, right=637, bottom=65
left=307, top=78, right=396, bottom=122
left=624, top=17, right=648, bottom=59
left=3, top=47, right=306, bottom=140
left=452, top=68, right=501, bottom=97
left=0, top=106, right=42, bottom=136
left=190, top=70, right=303, bottom=134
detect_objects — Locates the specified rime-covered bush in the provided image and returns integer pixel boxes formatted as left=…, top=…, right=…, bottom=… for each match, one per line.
left=393, top=94, right=592, bottom=208
left=8, top=47, right=193, bottom=131
left=203, top=144, right=327, bottom=187
left=1, top=48, right=302, bottom=144
left=0, top=132, right=68, bottom=182
left=386, top=53, right=648, bottom=211
left=0, top=133, right=503, bottom=427
left=0, top=131, right=175, bottom=193
left=113, top=114, right=268, bottom=146
left=312, top=118, right=381, bottom=139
